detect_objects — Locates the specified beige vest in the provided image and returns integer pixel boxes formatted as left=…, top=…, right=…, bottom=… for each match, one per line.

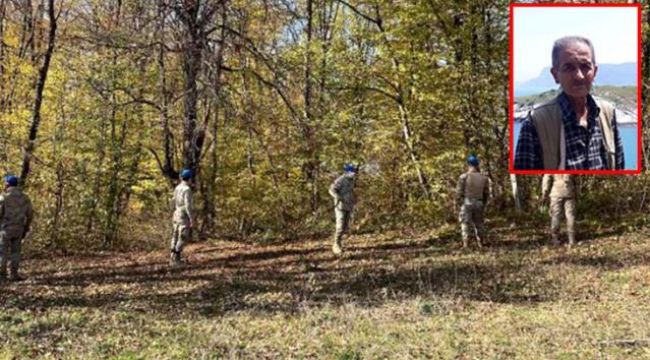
left=0, top=187, right=34, bottom=238
left=462, top=171, right=489, bottom=201
left=531, top=97, right=615, bottom=169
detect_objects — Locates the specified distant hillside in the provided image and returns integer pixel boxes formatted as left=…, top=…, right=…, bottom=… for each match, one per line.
left=514, top=86, right=638, bottom=124
left=515, top=86, right=637, bottom=109
left=515, top=62, right=637, bottom=97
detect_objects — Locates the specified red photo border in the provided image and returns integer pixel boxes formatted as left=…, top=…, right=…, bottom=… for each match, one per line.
left=508, top=2, right=642, bottom=175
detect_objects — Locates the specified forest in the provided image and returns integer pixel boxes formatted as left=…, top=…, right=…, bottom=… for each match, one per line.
left=1, top=0, right=515, bottom=249
left=1, top=0, right=650, bottom=358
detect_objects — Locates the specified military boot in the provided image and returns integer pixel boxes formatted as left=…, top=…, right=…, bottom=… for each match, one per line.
left=169, top=250, right=179, bottom=267
left=9, top=272, right=24, bottom=282
left=568, top=233, right=576, bottom=248
left=332, top=238, right=343, bottom=255
left=550, top=233, right=560, bottom=246
left=476, top=234, right=484, bottom=248
left=175, top=251, right=187, bottom=265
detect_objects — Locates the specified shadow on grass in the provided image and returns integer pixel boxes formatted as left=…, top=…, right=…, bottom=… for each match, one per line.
left=542, top=250, right=650, bottom=270
left=0, top=225, right=567, bottom=317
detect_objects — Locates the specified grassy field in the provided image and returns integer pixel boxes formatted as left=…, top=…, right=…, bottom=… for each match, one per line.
left=1, top=217, right=650, bottom=359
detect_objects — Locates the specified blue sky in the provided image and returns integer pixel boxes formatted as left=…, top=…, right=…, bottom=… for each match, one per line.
left=513, top=6, right=639, bottom=83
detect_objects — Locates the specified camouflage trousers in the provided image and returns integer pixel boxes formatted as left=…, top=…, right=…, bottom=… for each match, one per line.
left=0, top=231, right=22, bottom=277
left=550, top=197, right=576, bottom=242
left=171, top=222, right=190, bottom=254
left=334, top=209, right=352, bottom=245
left=459, top=199, right=486, bottom=246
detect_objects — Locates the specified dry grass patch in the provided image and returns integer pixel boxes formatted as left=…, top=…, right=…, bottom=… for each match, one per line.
left=1, top=222, right=650, bottom=358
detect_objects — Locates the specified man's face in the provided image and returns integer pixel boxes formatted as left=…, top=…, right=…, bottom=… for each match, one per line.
left=550, top=41, right=597, bottom=100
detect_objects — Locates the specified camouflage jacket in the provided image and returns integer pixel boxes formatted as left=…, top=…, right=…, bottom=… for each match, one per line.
left=329, top=173, right=356, bottom=211
left=172, top=181, right=193, bottom=224
left=0, top=187, right=34, bottom=238
left=456, top=168, right=490, bottom=207
left=542, top=174, right=577, bottom=199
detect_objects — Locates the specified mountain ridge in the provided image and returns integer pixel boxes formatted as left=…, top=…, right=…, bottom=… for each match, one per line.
left=515, top=62, right=637, bottom=97
left=514, top=86, right=638, bottom=124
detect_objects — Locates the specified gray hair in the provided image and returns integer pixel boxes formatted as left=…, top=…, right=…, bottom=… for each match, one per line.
left=551, top=36, right=596, bottom=69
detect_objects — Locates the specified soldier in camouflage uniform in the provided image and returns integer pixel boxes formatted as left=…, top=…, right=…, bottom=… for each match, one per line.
left=0, top=175, right=34, bottom=281
left=329, top=164, right=357, bottom=255
left=456, top=155, right=490, bottom=248
left=170, top=169, right=193, bottom=267
left=541, top=174, right=577, bottom=246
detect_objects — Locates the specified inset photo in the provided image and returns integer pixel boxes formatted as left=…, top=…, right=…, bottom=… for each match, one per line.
left=509, top=3, right=641, bottom=174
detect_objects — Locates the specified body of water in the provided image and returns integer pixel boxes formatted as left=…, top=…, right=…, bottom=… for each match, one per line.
left=512, top=122, right=637, bottom=170
left=514, top=86, right=556, bottom=97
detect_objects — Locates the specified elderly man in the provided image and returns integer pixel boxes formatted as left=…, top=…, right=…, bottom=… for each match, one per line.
left=170, top=169, right=193, bottom=267
left=329, top=164, right=357, bottom=255
left=514, top=36, right=624, bottom=170
left=0, top=175, right=33, bottom=281
left=456, top=155, right=490, bottom=248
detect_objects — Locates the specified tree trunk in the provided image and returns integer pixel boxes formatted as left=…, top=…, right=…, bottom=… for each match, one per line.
left=0, top=0, right=6, bottom=162
left=377, top=8, right=431, bottom=199
left=197, top=1, right=227, bottom=238
left=510, top=174, right=522, bottom=212
left=177, top=1, right=205, bottom=172
left=51, top=160, right=64, bottom=246
left=304, top=0, right=319, bottom=214
left=158, top=0, right=177, bottom=182
left=0, top=0, right=6, bottom=94
left=85, top=116, right=107, bottom=236
left=20, top=0, right=56, bottom=182
left=102, top=0, right=125, bottom=248
left=397, top=100, right=430, bottom=198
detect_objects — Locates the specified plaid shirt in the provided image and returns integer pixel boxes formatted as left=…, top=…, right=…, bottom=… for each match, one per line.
left=514, top=92, right=624, bottom=170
